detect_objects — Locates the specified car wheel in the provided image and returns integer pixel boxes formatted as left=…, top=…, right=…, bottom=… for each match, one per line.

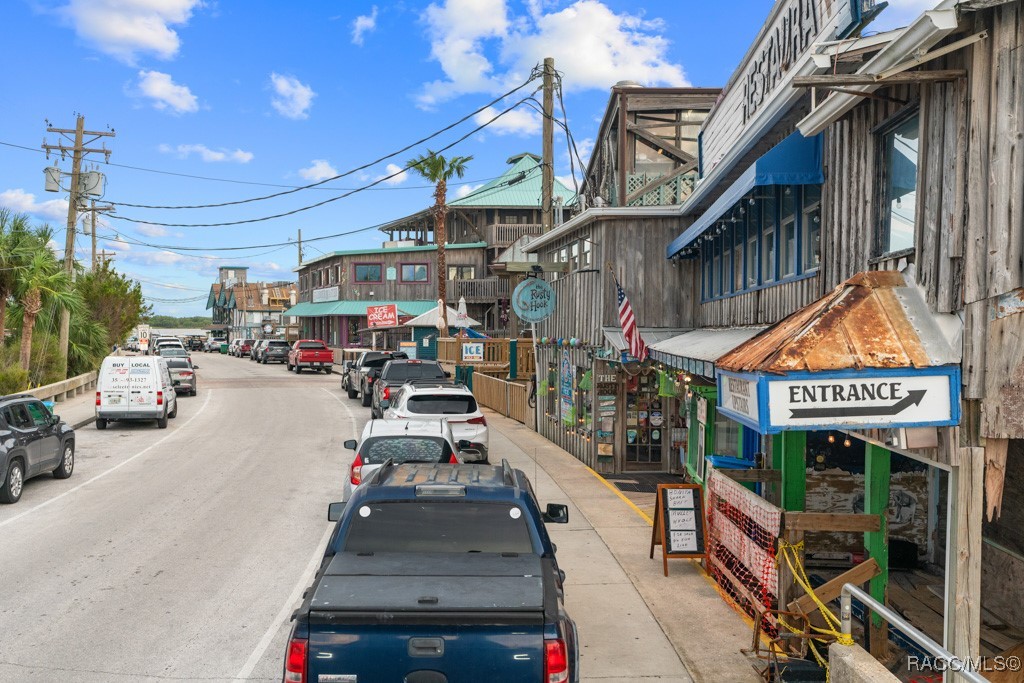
left=157, top=410, right=168, bottom=429
left=347, top=386, right=358, bottom=399
left=286, top=362, right=293, bottom=371
left=169, top=402, right=178, bottom=418
left=96, top=418, right=108, bottom=430
left=294, top=364, right=302, bottom=374
left=53, top=442, right=74, bottom=479
left=191, top=386, right=197, bottom=396
left=325, top=367, right=333, bottom=375
left=361, top=390, right=371, bottom=407
left=0, top=459, right=24, bottom=503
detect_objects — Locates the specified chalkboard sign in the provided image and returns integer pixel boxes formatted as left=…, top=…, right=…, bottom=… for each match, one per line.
left=649, top=483, right=708, bottom=576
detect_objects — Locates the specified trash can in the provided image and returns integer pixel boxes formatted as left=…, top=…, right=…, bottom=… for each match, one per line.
left=220, top=343, right=229, bottom=354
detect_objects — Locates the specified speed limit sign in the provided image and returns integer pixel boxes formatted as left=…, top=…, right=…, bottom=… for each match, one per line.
left=140, top=329, right=149, bottom=339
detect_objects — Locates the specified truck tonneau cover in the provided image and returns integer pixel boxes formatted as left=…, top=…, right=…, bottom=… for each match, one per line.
left=311, top=552, right=545, bottom=613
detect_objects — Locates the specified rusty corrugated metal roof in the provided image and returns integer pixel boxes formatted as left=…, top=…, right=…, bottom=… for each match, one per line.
left=716, top=271, right=957, bottom=374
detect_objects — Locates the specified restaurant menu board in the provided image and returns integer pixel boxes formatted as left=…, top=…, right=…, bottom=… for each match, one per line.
left=649, top=483, right=708, bottom=576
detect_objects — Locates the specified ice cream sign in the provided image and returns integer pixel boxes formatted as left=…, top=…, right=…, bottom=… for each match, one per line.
left=366, top=304, right=398, bottom=328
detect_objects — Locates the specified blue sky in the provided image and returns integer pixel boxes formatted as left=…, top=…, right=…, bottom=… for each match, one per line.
left=0, top=0, right=933, bottom=316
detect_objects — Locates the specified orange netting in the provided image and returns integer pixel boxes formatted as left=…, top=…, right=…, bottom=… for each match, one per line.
left=706, top=469, right=783, bottom=637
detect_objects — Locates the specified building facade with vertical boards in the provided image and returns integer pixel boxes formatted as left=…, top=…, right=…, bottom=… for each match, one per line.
left=206, top=266, right=298, bottom=342
left=651, top=0, right=1023, bottom=670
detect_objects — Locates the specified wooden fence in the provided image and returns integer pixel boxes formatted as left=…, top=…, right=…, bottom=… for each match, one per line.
left=436, top=337, right=535, bottom=377
left=472, top=372, right=533, bottom=428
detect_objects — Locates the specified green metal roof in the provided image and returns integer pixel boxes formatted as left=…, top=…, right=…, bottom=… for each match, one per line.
left=283, top=300, right=438, bottom=318
left=449, top=153, right=577, bottom=208
left=299, top=241, right=486, bottom=268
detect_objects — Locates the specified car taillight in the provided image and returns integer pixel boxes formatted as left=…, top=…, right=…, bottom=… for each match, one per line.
left=448, top=452, right=459, bottom=464
left=350, top=454, right=363, bottom=485
left=284, top=636, right=307, bottom=683
left=544, top=639, right=569, bottom=683
left=156, top=391, right=163, bottom=406
left=179, top=371, right=193, bottom=377
left=367, top=376, right=374, bottom=384
left=468, top=415, right=487, bottom=425
left=95, top=391, right=101, bottom=406
left=383, top=386, right=390, bottom=400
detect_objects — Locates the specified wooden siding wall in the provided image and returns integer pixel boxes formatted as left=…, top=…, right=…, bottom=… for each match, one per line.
left=699, top=275, right=822, bottom=327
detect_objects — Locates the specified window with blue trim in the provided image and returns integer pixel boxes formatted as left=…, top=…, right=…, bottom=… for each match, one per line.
left=699, top=185, right=822, bottom=303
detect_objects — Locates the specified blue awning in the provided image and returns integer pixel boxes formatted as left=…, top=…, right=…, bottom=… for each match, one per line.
left=666, top=132, right=824, bottom=258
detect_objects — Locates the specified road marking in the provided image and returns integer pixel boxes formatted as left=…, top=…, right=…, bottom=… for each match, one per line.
left=0, top=390, right=214, bottom=531
left=234, top=522, right=333, bottom=681
left=584, top=464, right=655, bottom=525
left=320, top=386, right=359, bottom=422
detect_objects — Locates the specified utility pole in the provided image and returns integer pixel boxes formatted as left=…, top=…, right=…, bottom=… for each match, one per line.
left=96, top=249, right=116, bottom=268
left=82, top=199, right=114, bottom=270
left=43, top=115, right=114, bottom=375
left=541, top=57, right=555, bottom=234
left=297, top=228, right=304, bottom=265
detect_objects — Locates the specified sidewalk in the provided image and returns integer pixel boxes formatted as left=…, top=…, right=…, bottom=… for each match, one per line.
left=47, top=388, right=97, bottom=430
left=488, top=411, right=762, bottom=683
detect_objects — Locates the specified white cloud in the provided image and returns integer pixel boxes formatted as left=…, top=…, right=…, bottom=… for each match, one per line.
left=352, top=6, right=378, bottom=45
left=868, top=0, right=940, bottom=32
left=104, top=237, right=132, bottom=251
left=57, top=0, right=202, bottom=63
left=159, top=143, right=253, bottom=163
left=455, top=182, right=483, bottom=199
left=299, top=159, right=338, bottom=181
left=270, top=73, right=316, bottom=120
left=417, top=0, right=686, bottom=108
left=137, top=70, right=198, bottom=113
left=377, top=163, right=409, bottom=186
left=474, top=105, right=540, bottom=136
left=136, top=223, right=169, bottom=237
left=0, top=188, right=69, bottom=222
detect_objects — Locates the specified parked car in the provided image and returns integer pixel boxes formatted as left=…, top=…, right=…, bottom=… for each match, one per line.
left=154, top=339, right=185, bottom=356
left=368, top=359, right=448, bottom=418
left=95, top=355, right=178, bottom=429
left=234, top=339, right=254, bottom=357
left=259, top=339, right=291, bottom=364
left=384, top=381, right=489, bottom=462
left=227, top=339, right=242, bottom=356
left=0, top=394, right=75, bottom=504
left=187, top=337, right=204, bottom=351
left=166, top=357, right=199, bottom=396
left=158, top=347, right=190, bottom=360
left=249, top=339, right=268, bottom=361
left=286, top=461, right=576, bottom=683
left=286, top=339, right=334, bottom=374
left=205, top=338, right=226, bottom=352
left=341, top=350, right=408, bottom=403
left=341, top=418, right=461, bottom=501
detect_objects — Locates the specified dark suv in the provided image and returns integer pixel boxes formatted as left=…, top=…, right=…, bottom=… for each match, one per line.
left=0, top=394, right=75, bottom=503
left=259, top=339, right=291, bottom=364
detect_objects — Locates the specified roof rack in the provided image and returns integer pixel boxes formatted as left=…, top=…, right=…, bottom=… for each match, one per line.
left=500, top=458, right=521, bottom=496
left=402, top=379, right=466, bottom=389
left=368, top=458, right=396, bottom=487
left=0, top=393, right=37, bottom=402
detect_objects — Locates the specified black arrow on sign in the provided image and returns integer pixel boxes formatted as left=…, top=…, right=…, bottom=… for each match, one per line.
left=789, top=389, right=927, bottom=419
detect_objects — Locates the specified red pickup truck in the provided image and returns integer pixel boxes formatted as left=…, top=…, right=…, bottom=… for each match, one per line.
left=287, top=339, right=335, bottom=374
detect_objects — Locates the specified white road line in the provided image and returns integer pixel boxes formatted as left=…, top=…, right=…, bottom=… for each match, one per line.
left=233, top=523, right=333, bottom=681
left=0, top=390, right=214, bottom=531
left=235, top=388, right=359, bottom=680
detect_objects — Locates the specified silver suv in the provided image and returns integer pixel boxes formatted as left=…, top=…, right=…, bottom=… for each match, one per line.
left=382, top=381, right=488, bottom=463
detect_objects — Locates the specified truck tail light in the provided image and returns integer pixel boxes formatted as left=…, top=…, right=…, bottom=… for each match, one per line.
left=544, top=639, right=569, bottom=683
left=468, top=415, right=487, bottom=426
left=383, top=386, right=390, bottom=401
left=180, top=371, right=193, bottom=377
left=350, top=454, right=363, bottom=485
left=156, top=391, right=164, bottom=406
left=96, top=391, right=101, bottom=406
left=448, top=452, right=459, bottom=464
left=284, top=636, right=307, bottom=683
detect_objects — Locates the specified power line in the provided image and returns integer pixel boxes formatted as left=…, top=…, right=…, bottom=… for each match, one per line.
left=106, top=92, right=543, bottom=228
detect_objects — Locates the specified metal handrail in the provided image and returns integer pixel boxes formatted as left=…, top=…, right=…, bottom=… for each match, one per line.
left=840, top=583, right=989, bottom=683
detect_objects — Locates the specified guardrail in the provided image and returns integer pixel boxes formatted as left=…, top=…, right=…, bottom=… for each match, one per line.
left=840, top=583, right=989, bottom=683
left=27, top=370, right=99, bottom=404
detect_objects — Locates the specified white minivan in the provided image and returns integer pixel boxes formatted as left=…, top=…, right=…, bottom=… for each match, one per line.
left=95, top=356, right=178, bottom=429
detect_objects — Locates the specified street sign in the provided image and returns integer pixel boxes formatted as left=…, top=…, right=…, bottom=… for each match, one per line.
left=716, top=366, right=961, bottom=434
left=512, top=277, right=556, bottom=323
left=366, top=304, right=398, bottom=328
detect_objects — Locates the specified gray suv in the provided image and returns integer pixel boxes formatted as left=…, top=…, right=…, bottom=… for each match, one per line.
left=0, top=394, right=75, bottom=503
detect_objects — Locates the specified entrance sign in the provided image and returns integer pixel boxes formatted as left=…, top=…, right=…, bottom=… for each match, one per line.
left=650, top=483, right=708, bottom=576
left=462, top=342, right=483, bottom=362
left=716, top=366, right=961, bottom=434
left=366, top=304, right=398, bottom=328
left=512, top=277, right=556, bottom=323
left=313, top=286, right=339, bottom=303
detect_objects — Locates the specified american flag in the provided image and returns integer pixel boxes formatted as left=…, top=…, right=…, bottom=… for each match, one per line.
left=615, top=277, right=648, bottom=360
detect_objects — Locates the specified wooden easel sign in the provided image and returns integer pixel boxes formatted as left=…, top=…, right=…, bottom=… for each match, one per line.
left=650, top=483, right=708, bottom=576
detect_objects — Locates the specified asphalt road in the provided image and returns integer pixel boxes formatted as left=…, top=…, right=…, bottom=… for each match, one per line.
left=0, top=351, right=356, bottom=682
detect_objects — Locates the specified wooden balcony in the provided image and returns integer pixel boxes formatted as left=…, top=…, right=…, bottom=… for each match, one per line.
left=484, top=223, right=544, bottom=249
left=448, top=277, right=509, bottom=302
left=436, top=337, right=535, bottom=378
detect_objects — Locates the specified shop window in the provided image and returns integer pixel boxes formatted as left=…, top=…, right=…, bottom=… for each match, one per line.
left=581, top=238, right=592, bottom=268
left=879, top=113, right=920, bottom=255
left=746, top=218, right=759, bottom=288
left=722, top=239, right=733, bottom=294
left=625, top=371, right=665, bottom=464
left=354, top=263, right=382, bottom=283
left=448, top=265, right=475, bottom=280
left=733, top=223, right=744, bottom=295
left=781, top=189, right=797, bottom=278
left=762, top=195, right=778, bottom=284
left=802, top=185, right=822, bottom=271
left=714, top=411, right=741, bottom=458
left=569, top=242, right=580, bottom=271
left=400, top=263, right=429, bottom=282
left=712, top=243, right=722, bottom=297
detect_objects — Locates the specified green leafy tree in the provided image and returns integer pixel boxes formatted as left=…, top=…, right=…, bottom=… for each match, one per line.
left=0, top=209, right=34, bottom=341
left=77, top=261, right=150, bottom=348
left=406, top=150, right=472, bottom=329
left=146, top=315, right=212, bottom=328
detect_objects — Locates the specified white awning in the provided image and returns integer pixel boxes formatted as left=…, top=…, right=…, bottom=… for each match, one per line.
left=601, top=327, right=690, bottom=352
left=649, top=326, right=767, bottom=379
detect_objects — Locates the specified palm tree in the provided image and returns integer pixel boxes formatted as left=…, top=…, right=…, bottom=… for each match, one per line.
left=406, top=151, right=472, bottom=330
left=16, top=250, right=80, bottom=371
left=0, top=209, right=34, bottom=341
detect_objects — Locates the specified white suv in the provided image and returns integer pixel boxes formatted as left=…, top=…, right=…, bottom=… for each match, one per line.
left=341, top=419, right=461, bottom=501
left=382, top=381, right=488, bottom=463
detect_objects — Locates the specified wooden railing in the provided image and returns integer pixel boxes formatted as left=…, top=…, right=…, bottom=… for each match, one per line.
left=472, top=372, right=533, bottom=427
left=448, top=277, right=509, bottom=301
left=436, top=337, right=535, bottom=376
left=484, top=223, right=543, bottom=248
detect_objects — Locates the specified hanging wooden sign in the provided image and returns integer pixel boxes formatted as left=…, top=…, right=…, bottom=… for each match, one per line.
left=649, top=483, right=708, bottom=576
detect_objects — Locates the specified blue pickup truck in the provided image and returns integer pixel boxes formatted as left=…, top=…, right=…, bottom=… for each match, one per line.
left=284, top=461, right=578, bottom=683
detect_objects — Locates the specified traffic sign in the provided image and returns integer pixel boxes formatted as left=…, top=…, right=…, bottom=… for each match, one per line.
left=512, top=278, right=556, bottom=323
